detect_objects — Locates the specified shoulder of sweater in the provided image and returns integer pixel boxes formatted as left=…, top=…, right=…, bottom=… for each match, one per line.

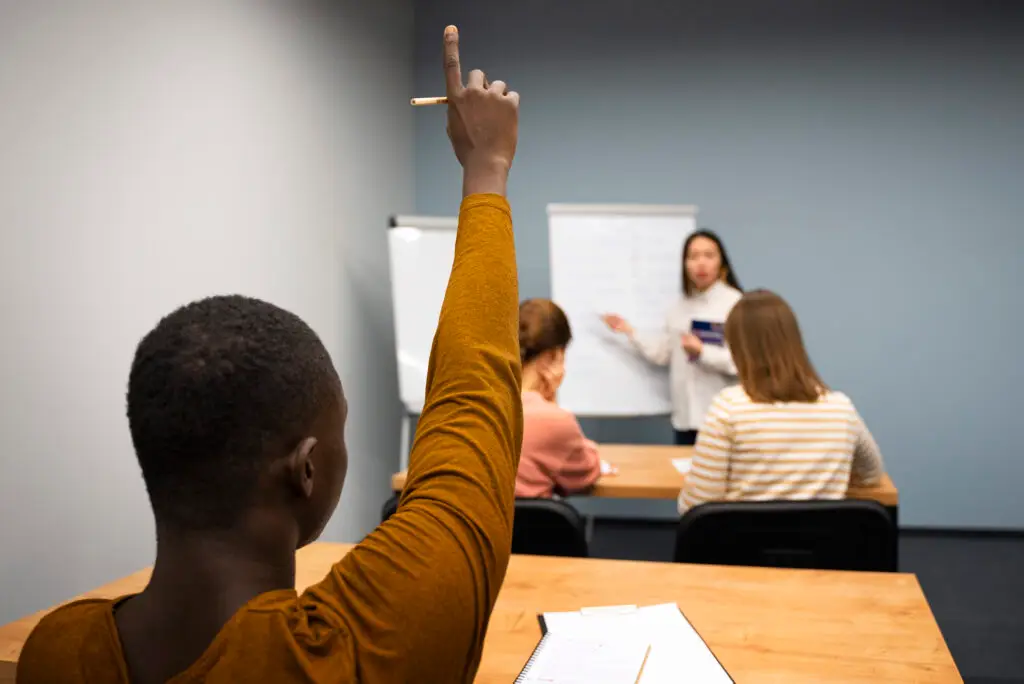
left=705, top=282, right=742, bottom=305
left=822, top=389, right=854, bottom=408
left=718, top=385, right=748, bottom=403
left=682, top=283, right=741, bottom=308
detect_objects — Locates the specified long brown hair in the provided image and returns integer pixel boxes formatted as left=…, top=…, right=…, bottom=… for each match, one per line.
left=725, top=289, right=827, bottom=403
left=519, top=299, right=572, bottom=364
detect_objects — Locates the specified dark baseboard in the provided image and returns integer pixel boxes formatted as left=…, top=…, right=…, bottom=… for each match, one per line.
left=591, top=517, right=1024, bottom=539
left=590, top=517, right=675, bottom=530
left=900, top=526, right=1024, bottom=539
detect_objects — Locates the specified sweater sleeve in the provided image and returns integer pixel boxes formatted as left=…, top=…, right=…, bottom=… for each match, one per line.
left=678, top=392, right=734, bottom=514
left=301, top=194, right=522, bottom=683
left=694, top=342, right=737, bottom=376
left=551, top=421, right=602, bottom=496
left=850, top=411, right=884, bottom=487
left=629, top=315, right=672, bottom=367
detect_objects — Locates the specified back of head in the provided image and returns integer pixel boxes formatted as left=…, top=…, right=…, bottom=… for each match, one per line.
left=518, top=298, right=572, bottom=364
left=127, top=295, right=342, bottom=530
left=724, top=289, right=826, bottom=403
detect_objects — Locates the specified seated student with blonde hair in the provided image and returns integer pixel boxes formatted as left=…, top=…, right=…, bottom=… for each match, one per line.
left=678, top=289, right=884, bottom=514
left=516, top=298, right=601, bottom=498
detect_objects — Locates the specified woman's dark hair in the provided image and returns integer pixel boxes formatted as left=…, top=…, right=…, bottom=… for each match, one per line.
left=519, top=299, right=572, bottom=365
left=681, top=229, right=742, bottom=296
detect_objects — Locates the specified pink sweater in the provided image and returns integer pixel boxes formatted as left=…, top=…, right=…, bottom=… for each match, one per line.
left=516, top=390, right=601, bottom=498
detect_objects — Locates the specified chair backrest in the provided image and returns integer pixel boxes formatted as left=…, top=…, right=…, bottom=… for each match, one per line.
left=381, top=492, right=400, bottom=523
left=674, top=499, right=897, bottom=572
left=381, top=493, right=588, bottom=558
left=512, top=498, right=589, bottom=558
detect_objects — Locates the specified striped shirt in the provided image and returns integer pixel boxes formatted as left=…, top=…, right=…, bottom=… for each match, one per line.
left=677, top=386, right=885, bottom=514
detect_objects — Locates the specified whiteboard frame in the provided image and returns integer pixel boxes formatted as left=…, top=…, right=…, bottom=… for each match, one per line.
left=389, top=214, right=458, bottom=230
left=547, top=203, right=698, bottom=217
left=546, top=202, right=699, bottom=419
left=387, top=214, right=458, bottom=469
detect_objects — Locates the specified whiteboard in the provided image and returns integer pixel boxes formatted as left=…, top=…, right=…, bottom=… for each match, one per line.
left=387, top=215, right=458, bottom=413
left=548, top=204, right=698, bottom=417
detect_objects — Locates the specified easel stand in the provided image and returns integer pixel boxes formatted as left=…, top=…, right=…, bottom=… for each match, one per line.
left=399, top=407, right=419, bottom=471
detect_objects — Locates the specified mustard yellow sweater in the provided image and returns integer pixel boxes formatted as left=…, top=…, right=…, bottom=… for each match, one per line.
left=16, top=194, right=523, bottom=683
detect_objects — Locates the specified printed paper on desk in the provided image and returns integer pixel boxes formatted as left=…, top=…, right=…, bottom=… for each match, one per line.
left=540, top=603, right=732, bottom=684
left=671, top=458, right=692, bottom=475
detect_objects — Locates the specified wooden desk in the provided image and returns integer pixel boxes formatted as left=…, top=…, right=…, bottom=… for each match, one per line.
left=1, top=543, right=959, bottom=683
left=392, top=444, right=900, bottom=508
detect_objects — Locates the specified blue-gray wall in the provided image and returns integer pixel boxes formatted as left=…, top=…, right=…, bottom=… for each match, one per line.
left=414, top=0, right=1024, bottom=529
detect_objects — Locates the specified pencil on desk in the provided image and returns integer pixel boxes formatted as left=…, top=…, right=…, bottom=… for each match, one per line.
left=410, top=96, right=448, bottom=106
left=634, top=644, right=652, bottom=683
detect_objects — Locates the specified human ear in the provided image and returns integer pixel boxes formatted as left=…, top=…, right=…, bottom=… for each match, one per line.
left=288, top=437, right=319, bottom=499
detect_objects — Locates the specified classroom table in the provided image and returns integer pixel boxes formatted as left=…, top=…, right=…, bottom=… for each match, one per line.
left=392, top=443, right=901, bottom=521
left=0, top=542, right=959, bottom=683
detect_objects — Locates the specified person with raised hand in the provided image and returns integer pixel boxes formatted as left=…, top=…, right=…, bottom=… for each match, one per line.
left=18, top=25, right=522, bottom=684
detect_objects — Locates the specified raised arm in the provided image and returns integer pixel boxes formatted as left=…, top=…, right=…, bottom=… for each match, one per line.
left=630, top=324, right=673, bottom=367
left=603, top=313, right=672, bottom=367
left=302, top=27, right=522, bottom=683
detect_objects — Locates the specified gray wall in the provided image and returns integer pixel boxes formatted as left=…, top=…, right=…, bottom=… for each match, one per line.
left=0, top=1, right=412, bottom=623
left=414, top=1, right=1024, bottom=528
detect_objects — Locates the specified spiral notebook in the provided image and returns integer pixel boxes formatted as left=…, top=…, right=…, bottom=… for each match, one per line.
left=514, top=632, right=651, bottom=683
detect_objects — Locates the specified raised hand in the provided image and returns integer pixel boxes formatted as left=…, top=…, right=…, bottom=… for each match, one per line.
left=442, top=25, right=519, bottom=197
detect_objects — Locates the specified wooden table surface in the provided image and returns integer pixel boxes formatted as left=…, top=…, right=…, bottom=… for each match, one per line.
left=0, top=542, right=958, bottom=683
left=392, top=444, right=900, bottom=506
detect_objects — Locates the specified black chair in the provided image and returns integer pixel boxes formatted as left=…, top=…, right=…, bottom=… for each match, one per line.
left=673, top=499, right=897, bottom=572
left=381, top=492, right=400, bottom=523
left=512, top=498, right=588, bottom=558
left=380, top=494, right=588, bottom=558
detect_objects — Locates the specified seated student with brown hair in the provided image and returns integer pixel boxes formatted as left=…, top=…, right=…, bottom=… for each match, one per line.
left=515, top=298, right=601, bottom=498
left=678, top=289, right=885, bottom=514
left=18, top=26, right=523, bottom=684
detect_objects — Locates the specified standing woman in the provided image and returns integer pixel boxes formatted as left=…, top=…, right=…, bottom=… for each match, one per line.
left=603, top=230, right=742, bottom=445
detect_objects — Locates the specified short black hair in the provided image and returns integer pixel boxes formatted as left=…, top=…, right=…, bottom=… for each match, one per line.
left=127, top=295, right=341, bottom=530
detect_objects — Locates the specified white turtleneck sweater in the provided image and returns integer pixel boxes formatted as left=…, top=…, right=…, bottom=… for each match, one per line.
left=630, top=281, right=742, bottom=430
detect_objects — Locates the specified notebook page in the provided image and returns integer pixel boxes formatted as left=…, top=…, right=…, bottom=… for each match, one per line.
left=541, top=603, right=732, bottom=684
left=517, top=633, right=650, bottom=684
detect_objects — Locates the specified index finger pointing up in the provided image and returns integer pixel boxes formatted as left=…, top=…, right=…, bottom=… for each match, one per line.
left=443, top=25, right=463, bottom=95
